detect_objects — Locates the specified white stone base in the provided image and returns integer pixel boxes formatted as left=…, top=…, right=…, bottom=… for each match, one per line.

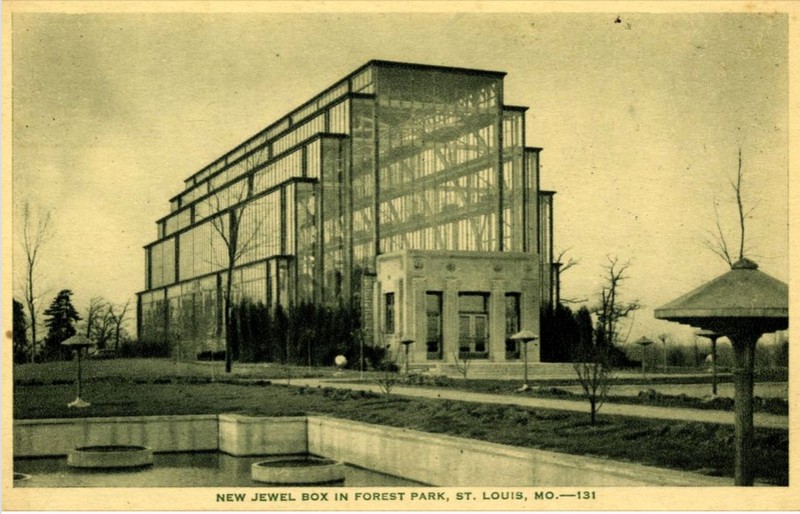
left=251, top=456, right=345, bottom=484
left=67, top=445, right=153, bottom=469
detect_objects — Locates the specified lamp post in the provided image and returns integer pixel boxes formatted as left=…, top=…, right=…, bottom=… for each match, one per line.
left=697, top=329, right=722, bottom=396
left=634, top=336, right=654, bottom=379
left=400, top=337, right=415, bottom=375
left=510, top=330, right=538, bottom=391
left=61, top=335, right=96, bottom=408
left=659, top=334, right=668, bottom=373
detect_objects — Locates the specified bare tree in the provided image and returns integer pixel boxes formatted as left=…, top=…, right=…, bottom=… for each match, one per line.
left=593, top=257, right=640, bottom=348
left=573, top=342, right=612, bottom=426
left=95, top=307, right=116, bottom=349
left=373, top=334, right=399, bottom=396
left=84, top=297, right=109, bottom=338
left=574, top=257, right=640, bottom=425
left=18, top=202, right=52, bottom=362
left=554, top=248, right=586, bottom=305
left=704, top=147, right=755, bottom=267
left=206, top=154, right=267, bottom=373
left=555, top=248, right=580, bottom=274
left=108, top=299, right=130, bottom=351
left=451, top=350, right=472, bottom=379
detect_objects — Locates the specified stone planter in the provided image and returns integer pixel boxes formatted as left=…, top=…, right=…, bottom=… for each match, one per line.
left=67, top=445, right=154, bottom=469
left=251, top=456, right=345, bottom=485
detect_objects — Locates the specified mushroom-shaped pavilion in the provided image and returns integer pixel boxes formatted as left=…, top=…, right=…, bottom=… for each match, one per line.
left=654, top=258, right=788, bottom=486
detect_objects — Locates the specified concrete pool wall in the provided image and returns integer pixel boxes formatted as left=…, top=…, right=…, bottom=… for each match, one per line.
left=14, top=414, right=732, bottom=486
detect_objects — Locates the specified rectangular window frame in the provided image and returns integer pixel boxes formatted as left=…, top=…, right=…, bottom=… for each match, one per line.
left=384, top=292, right=396, bottom=335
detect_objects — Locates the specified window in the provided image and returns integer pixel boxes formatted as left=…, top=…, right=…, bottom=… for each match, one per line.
left=505, top=293, right=521, bottom=359
left=458, top=293, right=489, bottom=358
left=384, top=292, right=395, bottom=334
left=425, top=292, right=443, bottom=359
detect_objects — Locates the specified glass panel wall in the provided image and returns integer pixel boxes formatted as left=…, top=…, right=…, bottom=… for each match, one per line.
left=177, top=216, right=228, bottom=282
left=374, top=66, right=501, bottom=254
left=320, top=137, right=348, bottom=304
left=236, top=191, right=283, bottom=267
left=327, top=99, right=351, bottom=135
left=502, top=110, right=525, bottom=251
left=524, top=149, right=540, bottom=253
left=253, top=148, right=303, bottom=193
left=350, top=96, right=377, bottom=273
left=149, top=238, right=176, bottom=288
left=294, top=181, right=317, bottom=303
left=538, top=192, right=555, bottom=305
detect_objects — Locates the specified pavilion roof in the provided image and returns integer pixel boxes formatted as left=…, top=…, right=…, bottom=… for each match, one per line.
left=654, top=258, right=788, bottom=334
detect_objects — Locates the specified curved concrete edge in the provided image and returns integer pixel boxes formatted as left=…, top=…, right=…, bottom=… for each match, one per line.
left=251, top=456, right=345, bottom=484
left=67, top=446, right=154, bottom=469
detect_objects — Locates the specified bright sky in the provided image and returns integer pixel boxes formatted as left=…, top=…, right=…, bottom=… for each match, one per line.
left=10, top=10, right=789, bottom=344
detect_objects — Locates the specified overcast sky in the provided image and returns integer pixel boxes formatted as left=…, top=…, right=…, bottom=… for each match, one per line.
left=10, top=10, right=789, bottom=344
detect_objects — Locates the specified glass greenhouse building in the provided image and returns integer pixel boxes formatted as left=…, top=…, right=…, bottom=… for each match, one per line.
left=138, top=60, right=556, bottom=365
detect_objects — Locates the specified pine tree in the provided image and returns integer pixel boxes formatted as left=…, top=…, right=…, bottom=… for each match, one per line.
left=13, top=299, right=29, bottom=364
left=43, top=289, right=81, bottom=360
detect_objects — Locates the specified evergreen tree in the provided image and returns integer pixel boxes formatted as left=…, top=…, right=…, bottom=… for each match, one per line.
left=13, top=299, right=29, bottom=364
left=574, top=306, right=594, bottom=352
left=43, top=289, right=81, bottom=360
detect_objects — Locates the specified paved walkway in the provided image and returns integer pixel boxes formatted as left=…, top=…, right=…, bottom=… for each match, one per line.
left=290, top=378, right=788, bottom=430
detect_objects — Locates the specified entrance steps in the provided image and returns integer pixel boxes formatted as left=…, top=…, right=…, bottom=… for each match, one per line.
left=409, top=362, right=577, bottom=380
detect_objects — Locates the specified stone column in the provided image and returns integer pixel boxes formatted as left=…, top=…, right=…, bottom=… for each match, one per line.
left=490, top=280, right=506, bottom=362
left=442, top=279, right=459, bottom=362
left=520, top=278, right=539, bottom=362
left=411, top=277, right=427, bottom=362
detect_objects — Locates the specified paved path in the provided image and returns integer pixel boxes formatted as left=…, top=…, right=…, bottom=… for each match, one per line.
left=291, top=378, right=788, bottom=430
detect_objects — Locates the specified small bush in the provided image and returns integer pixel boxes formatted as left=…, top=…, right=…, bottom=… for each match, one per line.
left=196, top=350, right=226, bottom=361
left=118, top=338, right=171, bottom=358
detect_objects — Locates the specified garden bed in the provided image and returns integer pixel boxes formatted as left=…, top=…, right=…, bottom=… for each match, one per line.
left=13, top=379, right=788, bottom=485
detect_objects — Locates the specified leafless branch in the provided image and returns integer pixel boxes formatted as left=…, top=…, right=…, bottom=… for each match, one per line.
left=18, top=202, right=53, bottom=361
left=555, top=248, right=580, bottom=274
left=705, top=147, right=751, bottom=267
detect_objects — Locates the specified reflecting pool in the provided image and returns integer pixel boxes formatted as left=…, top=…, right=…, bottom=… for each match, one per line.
left=14, top=452, right=425, bottom=487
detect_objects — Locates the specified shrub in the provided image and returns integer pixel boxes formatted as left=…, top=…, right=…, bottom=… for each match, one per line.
left=118, top=338, right=171, bottom=358
left=196, top=350, right=226, bottom=361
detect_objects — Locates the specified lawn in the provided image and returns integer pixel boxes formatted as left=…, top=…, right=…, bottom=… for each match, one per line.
left=13, top=360, right=789, bottom=486
left=394, top=375, right=789, bottom=415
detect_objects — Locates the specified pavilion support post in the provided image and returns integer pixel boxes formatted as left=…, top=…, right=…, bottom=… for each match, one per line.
left=76, top=349, right=83, bottom=399
left=730, top=330, right=758, bottom=487
left=710, top=337, right=718, bottom=396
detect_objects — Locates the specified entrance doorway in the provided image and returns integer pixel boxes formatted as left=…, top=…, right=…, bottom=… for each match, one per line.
left=458, top=293, right=489, bottom=359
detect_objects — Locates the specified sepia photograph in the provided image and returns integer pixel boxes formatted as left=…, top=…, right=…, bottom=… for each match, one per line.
left=2, top=1, right=796, bottom=511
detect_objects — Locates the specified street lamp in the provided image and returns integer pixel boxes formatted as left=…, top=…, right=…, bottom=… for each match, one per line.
left=61, top=334, right=96, bottom=408
left=510, top=330, right=538, bottom=391
left=400, top=337, right=415, bottom=375
left=697, top=329, right=722, bottom=396
left=634, top=336, right=654, bottom=378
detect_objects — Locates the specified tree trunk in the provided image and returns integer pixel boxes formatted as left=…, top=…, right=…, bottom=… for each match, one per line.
left=590, top=397, right=596, bottom=425
left=224, top=267, right=234, bottom=373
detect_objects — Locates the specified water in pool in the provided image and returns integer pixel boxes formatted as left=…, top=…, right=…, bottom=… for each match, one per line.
left=14, top=452, right=425, bottom=487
